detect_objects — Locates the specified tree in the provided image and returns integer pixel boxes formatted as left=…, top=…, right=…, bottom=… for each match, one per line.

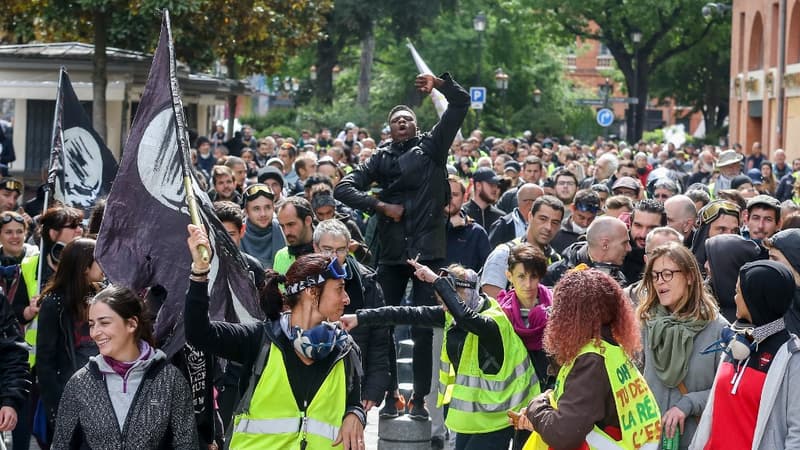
left=650, top=19, right=730, bottom=140
left=528, top=0, right=727, bottom=142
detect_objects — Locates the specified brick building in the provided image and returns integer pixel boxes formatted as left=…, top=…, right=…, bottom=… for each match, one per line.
left=730, top=0, right=800, bottom=161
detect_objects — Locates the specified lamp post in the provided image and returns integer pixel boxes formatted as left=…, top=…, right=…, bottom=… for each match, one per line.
left=630, top=28, right=642, bottom=143
left=599, top=78, right=613, bottom=139
left=473, top=12, right=487, bottom=130
left=494, top=68, right=509, bottom=135
left=532, top=88, right=542, bottom=105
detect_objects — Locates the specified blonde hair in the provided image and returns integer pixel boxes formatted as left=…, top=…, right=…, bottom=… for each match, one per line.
left=637, top=242, right=718, bottom=321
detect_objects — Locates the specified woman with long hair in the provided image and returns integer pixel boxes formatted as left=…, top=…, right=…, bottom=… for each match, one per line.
left=52, top=285, right=197, bottom=449
left=759, top=161, right=777, bottom=195
left=521, top=269, right=661, bottom=450
left=636, top=242, right=728, bottom=449
left=36, top=238, right=104, bottom=439
left=184, top=224, right=365, bottom=449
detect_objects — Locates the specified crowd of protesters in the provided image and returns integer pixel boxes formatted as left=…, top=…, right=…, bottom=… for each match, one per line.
left=1, top=71, right=800, bottom=450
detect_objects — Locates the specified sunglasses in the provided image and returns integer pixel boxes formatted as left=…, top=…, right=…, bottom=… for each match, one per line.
left=699, top=201, right=740, bottom=224
left=0, top=179, right=22, bottom=193
left=0, top=214, right=25, bottom=225
left=243, top=184, right=274, bottom=204
left=437, top=268, right=477, bottom=289
left=285, top=258, right=349, bottom=296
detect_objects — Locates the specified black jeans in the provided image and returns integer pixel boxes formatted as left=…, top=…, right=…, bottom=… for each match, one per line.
left=455, top=426, right=515, bottom=450
left=377, top=260, right=442, bottom=398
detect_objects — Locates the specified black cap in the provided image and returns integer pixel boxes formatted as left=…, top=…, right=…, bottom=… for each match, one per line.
left=504, top=161, right=522, bottom=173
left=257, top=166, right=285, bottom=188
left=472, top=167, right=500, bottom=184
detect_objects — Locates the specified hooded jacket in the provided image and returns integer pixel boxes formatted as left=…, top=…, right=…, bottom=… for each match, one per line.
left=542, top=241, right=627, bottom=287
left=0, top=293, right=29, bottom=413
left=52, top=345, right=198, bottom=450
left=705, top=235, right=762, bottom=322
left=334, top=73, right=470, bottom=264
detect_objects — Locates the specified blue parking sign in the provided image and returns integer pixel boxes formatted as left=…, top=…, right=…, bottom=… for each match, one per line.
left=470, top=87, right=486, bottom=103
left=596, top=108, right=614, bottom=127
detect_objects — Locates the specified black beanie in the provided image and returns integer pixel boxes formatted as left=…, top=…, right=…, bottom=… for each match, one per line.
left=730, top=174, right=753, bottom=190
left=739, top=260, right=795, bottom=325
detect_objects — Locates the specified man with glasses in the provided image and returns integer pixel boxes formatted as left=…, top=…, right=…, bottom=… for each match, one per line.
left=239, top=184, right=285, bottom=269
left=550, top=189, right=600, bottom=254
left=312, top=219, right=390, bottom=417
left=552, top=169, right=578, bottom=210
left=690, top=200, right=742, bottom=271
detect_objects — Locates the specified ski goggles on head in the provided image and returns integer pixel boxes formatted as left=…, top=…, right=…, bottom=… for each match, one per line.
left=574, top=201, right=600, bottom=214
left=699, top=200, right=740, bottom=225
left=0, top=212, right=25, bottom=225
left=438, top=268, right=477, bottom=290
left=243, top=183, right=274, bottom=205
left=285, top=257, right=349, bottom=296
left=0, top=179, right=22, bottom=193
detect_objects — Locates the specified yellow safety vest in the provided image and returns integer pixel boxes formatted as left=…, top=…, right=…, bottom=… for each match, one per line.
left=552, top=340, right=661, bottom=450
left=20, top=255, right=40, bottom=367
left=437, top=298, right=539, bottom=434
left=230, top=343, right=346, bottom=449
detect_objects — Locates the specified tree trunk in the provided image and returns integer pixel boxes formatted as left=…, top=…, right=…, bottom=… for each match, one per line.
left=629, top=61, right=649, bottom=143
left=92, top=8, right=108, bottom=141
left=316, top=37, right=337, bottom=105
left=226, top=59, right=238, bottom=140
left=356, top=24, right=375, bottom=108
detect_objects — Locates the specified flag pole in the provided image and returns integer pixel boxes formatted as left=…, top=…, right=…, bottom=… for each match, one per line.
left=163, top=10, right=208, bottom=262
left=38, top=67, right=66, bottom=289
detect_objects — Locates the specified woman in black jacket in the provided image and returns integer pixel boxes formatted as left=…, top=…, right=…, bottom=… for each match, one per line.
left=184, top=224, right=365, bottom=449
left=36, top=238, right=104, bottom=439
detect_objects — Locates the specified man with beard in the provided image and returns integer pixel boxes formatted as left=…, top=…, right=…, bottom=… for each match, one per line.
left=334, top=73, right=469, bottom=420
left=552, top=169, right=578, bottom=210
left=481, top=195, right=564, bottom=299
left=463, top=167, right=505, bottom=230
left=711, top=149, right=743, bottom=198
left=489, top=183, right=544, bottom=248
left=272, top=196, right=315, bottom=275
left=664, top=194, right=697, bottom=246
left=622, top=199, right=666, bottom=283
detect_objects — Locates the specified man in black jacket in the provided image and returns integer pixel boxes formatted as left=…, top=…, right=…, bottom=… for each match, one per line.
left=335, top=73, right=469, bottom=420
left=312, top=219, right=390, bottom=413
left=0, top=292, right=30, bottom=436
left=462, top=167, right=505, bottom=230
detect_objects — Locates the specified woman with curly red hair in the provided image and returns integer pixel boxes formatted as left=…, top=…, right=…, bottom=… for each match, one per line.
left=522, top=269, right=661, bottom=450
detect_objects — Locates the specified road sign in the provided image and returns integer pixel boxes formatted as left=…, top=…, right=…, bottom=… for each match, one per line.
left=596, top=108, right=614, bottom=127
left=609, top=97, right=640, bottom=104
left=575, top=99, right=605, bottom=106
left=470, top=86, right=486, bottom=109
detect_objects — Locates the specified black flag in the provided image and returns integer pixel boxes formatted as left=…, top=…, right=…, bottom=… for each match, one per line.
left=49, top=68, right=118, bottom=209
left=95, top=11, right=263, bottom=356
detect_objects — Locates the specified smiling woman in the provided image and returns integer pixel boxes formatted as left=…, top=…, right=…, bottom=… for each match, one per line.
left=51, top=285, right=198, bottom=449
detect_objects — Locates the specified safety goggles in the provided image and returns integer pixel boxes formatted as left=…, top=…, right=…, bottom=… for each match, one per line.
left=0, top=213, right=25, bottom=225
left=0, top=179, right=22, bottom=193
left=285, top=258, right=349, bottom=296
left=243, top=184, right=274, bottom=205
left=438, top=268, right=477, bottom=289
left=699, top=200, right=740, bottom=224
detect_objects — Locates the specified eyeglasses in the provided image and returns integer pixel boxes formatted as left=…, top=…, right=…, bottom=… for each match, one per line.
left=61, top=221, right=83, bottom=230
left=699, top=201, right=740, bottom=224
left=650, top=269, right=682, bottom=282
left=320, top=246, right=348, bottom=257
left=285, top=257, right=349, bottom=296
left=0, top=214, right=25, bottom=225
left=0, top=179, right=22, bottom=193
left=243, top=184, right=274, bottom=204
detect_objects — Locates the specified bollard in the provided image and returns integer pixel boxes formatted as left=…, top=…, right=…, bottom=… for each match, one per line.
left=378, top=415, right=431, bottom=450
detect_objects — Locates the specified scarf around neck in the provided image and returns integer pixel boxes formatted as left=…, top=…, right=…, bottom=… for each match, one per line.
left=646, top=304, right=708, bottom=388
left=497, top=285, right=553, bottom=351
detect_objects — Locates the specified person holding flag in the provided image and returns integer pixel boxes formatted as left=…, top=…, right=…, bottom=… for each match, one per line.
left=184, top=224, right=366, bottom=449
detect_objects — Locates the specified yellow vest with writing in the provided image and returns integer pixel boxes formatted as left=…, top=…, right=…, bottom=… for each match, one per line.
left=20, top=255, right=39, bottom=367
left=438, top=298, right=539, bottom=434
left=229, top=343, right=346, bottom=449
left=553, top=340, right=661, bottom=450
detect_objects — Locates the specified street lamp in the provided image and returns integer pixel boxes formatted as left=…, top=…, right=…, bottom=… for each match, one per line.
left=309, top=65, right=317, bottom=81
left=494, top=68, right=510, bottom=135
left=630, top=28, right=642, bottom=142
left=473, top=12, right=487, bottom=129
left=332, top=65, right=341, bottom=82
